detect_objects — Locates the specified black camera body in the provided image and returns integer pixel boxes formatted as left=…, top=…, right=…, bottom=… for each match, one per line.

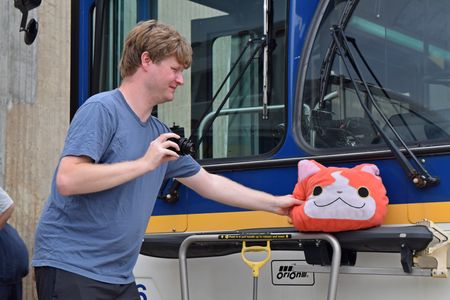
left=168, top=137, right=195, bottom=156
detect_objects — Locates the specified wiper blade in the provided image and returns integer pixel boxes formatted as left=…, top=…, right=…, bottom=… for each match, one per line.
left=345, top=36, right=418, bottom=141
left=330, top=25, right=439, bottom=188
left=318, top=0, right=360, bottom=107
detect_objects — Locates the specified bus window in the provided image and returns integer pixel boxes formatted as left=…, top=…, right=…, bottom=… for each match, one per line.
left=91, top=0, right=287, bottom=161
left=92, top=0, right=142, bottom=94
left=297, top=0, right=450, bottom=151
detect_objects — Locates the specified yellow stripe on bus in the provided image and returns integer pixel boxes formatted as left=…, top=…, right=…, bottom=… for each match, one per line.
left=146, top=202, right=450, bottom=234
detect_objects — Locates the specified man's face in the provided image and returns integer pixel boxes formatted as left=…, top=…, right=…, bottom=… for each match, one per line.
left=145, top=55, right=185, bottom=104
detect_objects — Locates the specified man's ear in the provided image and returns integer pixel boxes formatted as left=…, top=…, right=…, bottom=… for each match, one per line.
left=141, top=51, right=153, bottom=68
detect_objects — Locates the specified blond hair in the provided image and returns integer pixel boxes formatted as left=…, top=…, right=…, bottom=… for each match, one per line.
left=119, top=20, right=192, bottom=78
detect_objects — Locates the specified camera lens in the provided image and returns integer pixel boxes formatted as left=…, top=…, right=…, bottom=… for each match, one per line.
left=168, top=137, right=195, bottom=156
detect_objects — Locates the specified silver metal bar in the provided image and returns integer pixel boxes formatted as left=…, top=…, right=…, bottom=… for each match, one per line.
left=197, top=105, right=284, bottom=141
left=262, top=0, right=269, bottom=119
left=197, top=105, right=284, bottom=158
left=293, top=265, right=433, bottom=277
left=178, top=232, right=341, bottom=300
left=253, top=277, right=258, bottom=300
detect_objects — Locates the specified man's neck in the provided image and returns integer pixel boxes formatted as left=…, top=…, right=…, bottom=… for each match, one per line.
left=119, top=79, right=154, bottom=122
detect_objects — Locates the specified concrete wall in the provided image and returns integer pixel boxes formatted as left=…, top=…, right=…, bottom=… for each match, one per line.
left=0, top=1, right=70, bottom=299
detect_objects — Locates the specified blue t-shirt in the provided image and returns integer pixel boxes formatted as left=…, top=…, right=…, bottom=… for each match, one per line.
left=32, top=89, right=200, bottom=284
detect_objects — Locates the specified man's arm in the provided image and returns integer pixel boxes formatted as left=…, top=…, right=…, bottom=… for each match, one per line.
left=177, top=168, right=302, bottom=216
left=0, top=203, right=14, bottom=229
left=56, top=132, right=181, bottom=196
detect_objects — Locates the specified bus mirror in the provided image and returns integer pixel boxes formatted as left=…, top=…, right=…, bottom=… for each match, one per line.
left=14, top=0, right=42, bottom=45
left=23, top=18, right=38, bottom=45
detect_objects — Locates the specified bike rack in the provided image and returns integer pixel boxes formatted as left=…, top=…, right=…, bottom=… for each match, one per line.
left=178, top=232, right=342, bottom=300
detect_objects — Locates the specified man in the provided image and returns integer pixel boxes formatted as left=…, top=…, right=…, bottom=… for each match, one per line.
left=33, top=20, right=301, bottom=300
left=0, top=187, right=29, bottom=300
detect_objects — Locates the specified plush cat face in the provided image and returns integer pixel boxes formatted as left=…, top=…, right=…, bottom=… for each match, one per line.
left=289, top=160, right=388, bottom=232
left=303, top=170, right=377, bottom=220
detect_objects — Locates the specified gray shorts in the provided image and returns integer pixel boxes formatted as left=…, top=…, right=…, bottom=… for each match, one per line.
left=34, top=267, right=139, bottom=300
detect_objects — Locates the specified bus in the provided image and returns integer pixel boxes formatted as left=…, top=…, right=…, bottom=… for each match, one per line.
left=70, top=0, right=450, bottom=299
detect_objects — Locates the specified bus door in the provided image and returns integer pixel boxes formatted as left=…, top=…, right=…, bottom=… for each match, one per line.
left=155, top=0, right=290, bottom=232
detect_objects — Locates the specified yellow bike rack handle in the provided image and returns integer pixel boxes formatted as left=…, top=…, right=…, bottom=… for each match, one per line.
left=241, top=240, right=271, bottom=278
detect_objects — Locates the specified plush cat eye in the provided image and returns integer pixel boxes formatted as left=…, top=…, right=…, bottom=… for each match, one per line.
left=358, top=187, right=369, bottom=198
left=312, top=186, right=323, bottom=196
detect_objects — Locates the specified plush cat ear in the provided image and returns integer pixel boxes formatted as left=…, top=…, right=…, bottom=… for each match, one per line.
left=359, top=164, right=380, bottom=177
left=298, top=160, right=323, bottom=182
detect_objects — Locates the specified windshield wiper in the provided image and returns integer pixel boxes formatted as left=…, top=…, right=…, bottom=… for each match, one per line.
left=318, top=0, right=359, bottom=108
left=344, top=36, right=446, bottom=143
left=344, top=36, right=419, bottom=141
left=329, top=24, right=439, bottom=188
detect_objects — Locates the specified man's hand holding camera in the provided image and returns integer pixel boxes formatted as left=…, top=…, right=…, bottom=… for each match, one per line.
left=141, top=133, right=195, bottom=170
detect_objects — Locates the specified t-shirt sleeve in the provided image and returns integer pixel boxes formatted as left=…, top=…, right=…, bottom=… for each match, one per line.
left=165, top=155, right=201, bottom=180
left=62, top=102, right=115, bottom=162
left=0, top=187, right=13, bottom=214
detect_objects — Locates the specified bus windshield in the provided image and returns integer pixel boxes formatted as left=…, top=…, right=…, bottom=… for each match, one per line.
left=298, top=0, right=450, bottom=151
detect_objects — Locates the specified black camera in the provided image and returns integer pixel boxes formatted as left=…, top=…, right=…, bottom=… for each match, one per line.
left=168, top=137, right=195, bottom=156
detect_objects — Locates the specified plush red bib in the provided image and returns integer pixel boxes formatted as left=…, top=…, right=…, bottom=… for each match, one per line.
left=289, top=160, right=388, bottom=232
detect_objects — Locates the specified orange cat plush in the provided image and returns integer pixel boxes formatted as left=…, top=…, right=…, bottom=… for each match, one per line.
left=289, top=160, right=388, bottom=232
